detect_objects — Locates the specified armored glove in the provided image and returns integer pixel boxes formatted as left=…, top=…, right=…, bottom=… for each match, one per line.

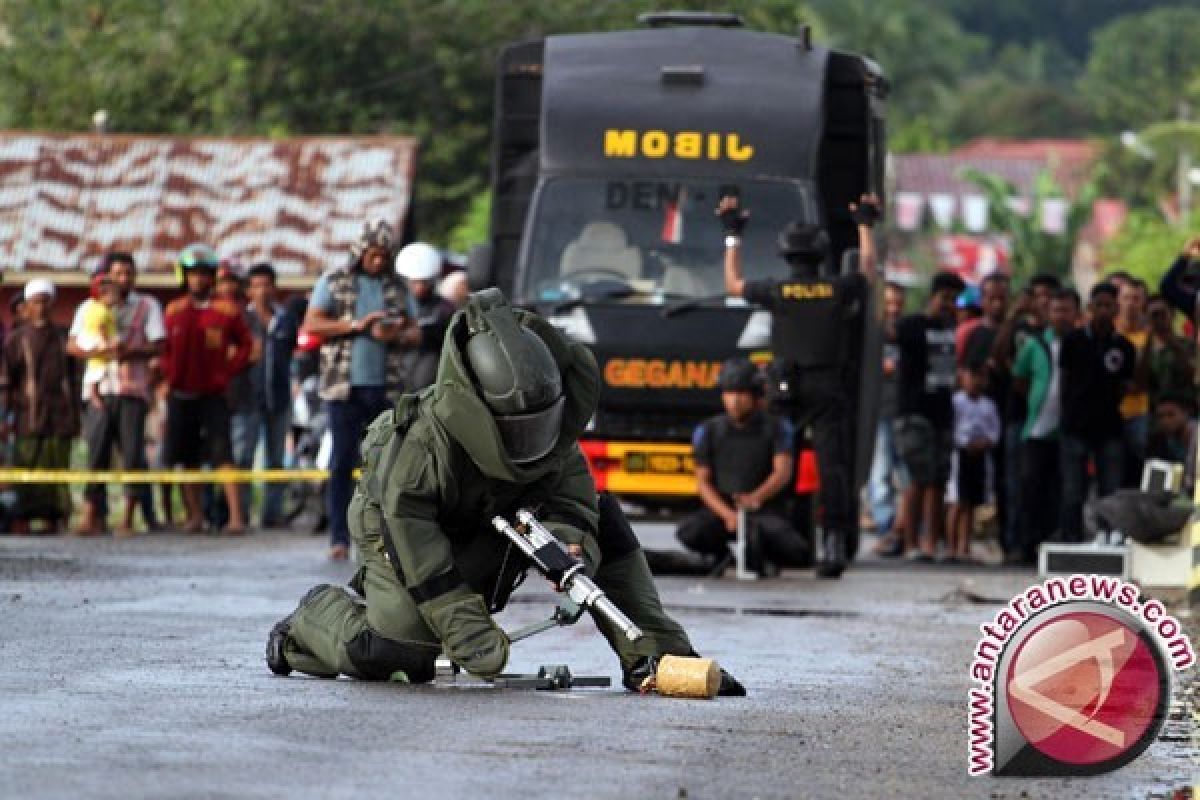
left=716, top=197, right=749, bottom=236
left=422, top=589, right=510, bottom=679
left=851, top=195, right=881, bottom=227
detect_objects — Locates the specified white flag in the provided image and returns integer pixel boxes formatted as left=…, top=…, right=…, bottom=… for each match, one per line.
left=963, top=194, right=988, bottom=232
left=929, top=193, right=956, bottom=228
left=1042, top=197, right=1068, bottom=234
left=895, top=192, right=923, bottom=231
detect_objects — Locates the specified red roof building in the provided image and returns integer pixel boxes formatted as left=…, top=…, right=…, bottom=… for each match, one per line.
left=890, top=138, right=1119, bottom=286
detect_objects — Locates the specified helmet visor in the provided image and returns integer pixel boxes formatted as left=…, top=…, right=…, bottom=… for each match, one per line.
left=494, top=395, right=565, bottom=464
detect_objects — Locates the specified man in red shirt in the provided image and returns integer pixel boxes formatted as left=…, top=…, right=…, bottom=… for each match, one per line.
left=162, top=244, right=254, bottom=534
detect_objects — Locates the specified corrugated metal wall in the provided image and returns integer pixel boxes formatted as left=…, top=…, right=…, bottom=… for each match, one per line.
left=0, top=134, right=417, bottom=277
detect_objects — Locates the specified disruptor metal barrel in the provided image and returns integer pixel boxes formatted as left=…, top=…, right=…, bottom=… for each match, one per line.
left=491, top=511, right=644, bottom=642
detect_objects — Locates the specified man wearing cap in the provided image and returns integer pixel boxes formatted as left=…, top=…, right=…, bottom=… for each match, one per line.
left=671, top=357, right=810, bottom=576
left=265, top=289, right=744, bottom=695
left=1, top=279, right=78, bottom=533
left=395, top=242, right=455, bottom=391
left=68, top=251, right=166, bottom=536
left=304, top=220, right=420, bottom=560
left=162, top=244, right=254, bottom=535
left=719, top=193, right=880, bottom=578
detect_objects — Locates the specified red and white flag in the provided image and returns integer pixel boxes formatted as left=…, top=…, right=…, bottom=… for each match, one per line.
left=661, top=190, right=685, bottom=243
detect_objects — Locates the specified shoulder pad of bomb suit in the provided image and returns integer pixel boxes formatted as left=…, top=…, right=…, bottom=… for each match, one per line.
left=359, top=408, right=398, bottom=478
left=360, top=389, right=439, bottom=501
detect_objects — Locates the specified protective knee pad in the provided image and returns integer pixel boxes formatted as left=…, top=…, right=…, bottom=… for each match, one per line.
left=596, top=491, right=640, bottom=560
left=345, top=628, right=437, bottom=683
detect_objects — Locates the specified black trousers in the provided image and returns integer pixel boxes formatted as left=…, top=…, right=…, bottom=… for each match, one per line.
left=676, top=507, right=811, bottom=567
left=775, top=367, right=854, bottom=534
left=991, top=429, right=1007, bottom=543
left=1019, top=437, right=1060, bottom=559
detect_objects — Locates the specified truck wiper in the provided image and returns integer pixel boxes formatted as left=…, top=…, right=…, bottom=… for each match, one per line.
left=661, top=294, right=730, bottom=318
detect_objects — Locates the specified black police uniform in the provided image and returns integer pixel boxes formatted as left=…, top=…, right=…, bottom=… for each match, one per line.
left=742, top=273, right=866, bottom=540
left=676, top=410, right=811, bottom=569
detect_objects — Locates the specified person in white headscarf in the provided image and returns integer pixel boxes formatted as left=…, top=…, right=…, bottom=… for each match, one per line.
left=1, top=279, right=78, bottom=533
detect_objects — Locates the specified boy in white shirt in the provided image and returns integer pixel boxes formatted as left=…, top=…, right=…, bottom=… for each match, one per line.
left=949, top=364, right=1000, bottom=562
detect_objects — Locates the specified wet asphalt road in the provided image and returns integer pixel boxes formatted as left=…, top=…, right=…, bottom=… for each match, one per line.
left=0, top=523, right=1195, bottom=800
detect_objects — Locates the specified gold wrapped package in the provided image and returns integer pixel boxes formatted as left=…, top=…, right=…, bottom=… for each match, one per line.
left=653, top=655, right=722, bottom=699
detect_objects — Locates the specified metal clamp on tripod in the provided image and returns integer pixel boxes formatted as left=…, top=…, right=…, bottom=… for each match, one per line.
left=451, top=509, right=645, bottom=690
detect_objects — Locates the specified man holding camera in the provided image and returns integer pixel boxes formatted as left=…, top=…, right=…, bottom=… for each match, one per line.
left=719, top=193, right=880, bottom=578
left=303, top=219, right=420, bottom=560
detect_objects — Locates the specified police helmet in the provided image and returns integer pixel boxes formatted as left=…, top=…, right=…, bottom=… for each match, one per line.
left=717, top=358, right=763, bottom=396
left=777, top=222, right=829, bottom=266
left=464, top=289, right=565, bottom=464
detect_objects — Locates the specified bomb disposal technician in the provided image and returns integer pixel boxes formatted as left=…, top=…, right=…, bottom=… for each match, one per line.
left=266, top=289, right=744, bottom=694
left=719, top=193, right=880, bottom=579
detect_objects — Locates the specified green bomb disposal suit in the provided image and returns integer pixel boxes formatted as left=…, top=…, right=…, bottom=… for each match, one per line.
left=270, top=290, right=697, bottom=684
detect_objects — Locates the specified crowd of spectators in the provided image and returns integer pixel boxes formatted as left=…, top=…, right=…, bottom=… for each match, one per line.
left=869, top=240, right=1200, bottom=565
left=3, top=225, right=1197, bottom=571
left=0, top=224, right=466, bottom=551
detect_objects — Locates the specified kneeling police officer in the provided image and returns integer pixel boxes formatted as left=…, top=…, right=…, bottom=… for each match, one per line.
left=674, top=357, right=811, bottom=576
left=719, top=193, right=880, bottom=579
left=266, top=289, right=743, bottom=694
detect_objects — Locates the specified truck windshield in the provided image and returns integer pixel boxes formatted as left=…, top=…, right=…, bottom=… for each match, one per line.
left=520, top=177, right=813, bottom=304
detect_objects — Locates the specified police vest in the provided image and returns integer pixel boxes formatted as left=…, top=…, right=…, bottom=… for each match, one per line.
left=706, top=414, right=776, bottom=500
left=769, top=278, right=843, bottom=368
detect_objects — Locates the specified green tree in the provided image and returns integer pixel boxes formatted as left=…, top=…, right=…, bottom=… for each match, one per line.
left=946, top=80, right=1096, bottom=141
left=447, top=191, right=491, bottom=254
left=929, top=0, right=1167, bottom=64
left=960, top=167, right=1097, bottom=285
left=1081, top=6, right=1200, bottom=132
left=1103, top=209, right=1198, bottom=287
left=0, top=0, right=639, bottom=240
left=809, top=0, right=985, bottom=132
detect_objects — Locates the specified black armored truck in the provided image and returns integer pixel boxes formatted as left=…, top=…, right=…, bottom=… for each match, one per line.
left=468, top=12, right=887, bottom=553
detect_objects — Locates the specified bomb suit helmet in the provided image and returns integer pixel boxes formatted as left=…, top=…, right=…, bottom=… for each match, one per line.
left=463, top=289, right=565, bottom=463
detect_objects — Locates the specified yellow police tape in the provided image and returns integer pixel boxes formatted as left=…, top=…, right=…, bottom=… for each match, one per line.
left=0, top=469, right=331, bottom=484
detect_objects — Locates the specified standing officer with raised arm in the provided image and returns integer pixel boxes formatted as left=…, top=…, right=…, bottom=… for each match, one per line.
left=718, top=193, right=880, bottom=578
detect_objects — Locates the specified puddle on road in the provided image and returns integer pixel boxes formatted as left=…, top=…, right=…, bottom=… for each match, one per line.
left=95, top=592, right=283, bottom=617
left=1152, top=669, right=1198, bottom=790
left=0, top=554, right=131, bottom=580
left=505, top=594, right=858, bottom=619
left=935, top=586, right=1010, bottom=605
left=661, top=603, right=859, bottom=619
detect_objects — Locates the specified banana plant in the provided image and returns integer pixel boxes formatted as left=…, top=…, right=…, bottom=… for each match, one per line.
left=959, top=166, right=1097, bottom=286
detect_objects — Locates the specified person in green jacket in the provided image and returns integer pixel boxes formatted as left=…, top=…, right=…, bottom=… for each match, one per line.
left=266, top=288, right=744, bottom=694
